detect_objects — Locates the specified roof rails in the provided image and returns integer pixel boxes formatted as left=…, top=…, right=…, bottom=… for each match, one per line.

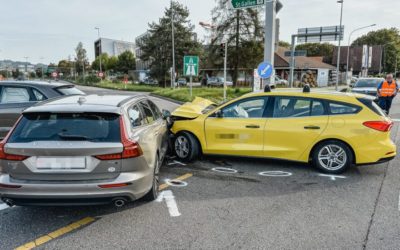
left=117, top=95, right=146, bottom=107
left=303, top=84, right=311, bottom=93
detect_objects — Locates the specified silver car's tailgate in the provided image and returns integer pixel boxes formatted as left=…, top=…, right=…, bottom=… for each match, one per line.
left=2, top=141, right=123, bottom=181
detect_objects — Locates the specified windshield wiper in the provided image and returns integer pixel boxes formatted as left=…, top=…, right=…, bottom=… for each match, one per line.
left=57, top=133, right=92, bottom=141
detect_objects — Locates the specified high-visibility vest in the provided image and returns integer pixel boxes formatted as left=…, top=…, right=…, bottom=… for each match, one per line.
left=379, top=81, right=397, bottom=97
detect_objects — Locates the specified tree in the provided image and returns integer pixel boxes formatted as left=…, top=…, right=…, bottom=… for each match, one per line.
left=58, top=59, right=73, bottom=76
left=210, top=0, right=264, bottom=86
left=107, top=56, right=118, bottom=72
left=279, top=41, right=291, bottom=49
left=116, top=51, right=136, bottom=74
left=140, top=1, right=202, bottom=86
left=75, top=42, right=88, bottom=75
left=92, top=53, right=109, bottom=71
left=352, top=28, right=400, bottom=73
left=295, top=43, right=335, bottom=64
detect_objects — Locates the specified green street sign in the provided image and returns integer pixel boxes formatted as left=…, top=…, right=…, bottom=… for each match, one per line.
left=231, top=0, right=265, bottom=9
left=183, top=56, right=199, bottom=76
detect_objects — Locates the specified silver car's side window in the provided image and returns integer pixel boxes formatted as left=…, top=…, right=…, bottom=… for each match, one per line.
left=0, top=87, right=30, bottom=103
left=128, top=105, right=146, bottom=127
left=140, top=101, right=156, bottom=124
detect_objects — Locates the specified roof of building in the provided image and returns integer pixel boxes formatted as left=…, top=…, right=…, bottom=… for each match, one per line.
left=274, top=47, right=336, bottom=70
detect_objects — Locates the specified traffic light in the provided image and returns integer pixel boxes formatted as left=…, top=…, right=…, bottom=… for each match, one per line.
left=219, top=43, right=225, bottom=57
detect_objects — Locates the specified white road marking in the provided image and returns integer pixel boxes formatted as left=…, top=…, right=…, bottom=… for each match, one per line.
left=0, top=203, right=10, bottom=211
left=211, top=167, right=238, bottom=174
left=318, top=174, right=347, bottom=181
left=259, top=171, right=293, bottom=177
left=167, top=160, right=186, bottom=166
left=156, top=190, right=181, bottom=217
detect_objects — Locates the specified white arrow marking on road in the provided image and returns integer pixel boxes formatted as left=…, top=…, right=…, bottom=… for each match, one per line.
left=0, top=204, right=10, bottom=211
left=156, top=190, right=181, bottom=217
left=318, top=174, right=347, bottom=181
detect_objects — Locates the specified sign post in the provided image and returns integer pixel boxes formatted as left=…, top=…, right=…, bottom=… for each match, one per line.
left=183, top=56, right=199, bottom=98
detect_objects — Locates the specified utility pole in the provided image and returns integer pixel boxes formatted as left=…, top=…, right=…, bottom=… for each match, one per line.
left=170, top=0, right=176, bottom=89
left=263, top=0, right=277, bottom=86
left=336, top=0, right=344, bottom=91
left=95, top=27, right=102, bottom=73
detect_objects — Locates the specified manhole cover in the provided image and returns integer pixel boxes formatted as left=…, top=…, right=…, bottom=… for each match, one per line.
left=165, top=179, right=188, bottom=187
left=258, top=171, right=292, bottom=177
left=211, top=167, right=238, bottom=174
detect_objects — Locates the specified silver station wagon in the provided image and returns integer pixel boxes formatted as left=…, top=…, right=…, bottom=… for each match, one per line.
left=0, top=95, right=169, bottom=207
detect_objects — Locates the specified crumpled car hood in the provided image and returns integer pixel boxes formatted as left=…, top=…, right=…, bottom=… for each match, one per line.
left=172, top=97, right=216, bottom=119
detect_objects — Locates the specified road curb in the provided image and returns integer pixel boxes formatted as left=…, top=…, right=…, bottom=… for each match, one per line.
left=150, top=93, right=185, bottom=105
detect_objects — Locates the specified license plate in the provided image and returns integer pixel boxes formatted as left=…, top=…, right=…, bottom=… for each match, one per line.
left=36, top=157, right=86, bottom=170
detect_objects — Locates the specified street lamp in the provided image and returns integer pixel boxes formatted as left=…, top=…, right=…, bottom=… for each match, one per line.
left=336, top=0, right=344, bottom=91
left=345, top=24, right=376, bottom=84
left=95, top=27, right=102, bottom=73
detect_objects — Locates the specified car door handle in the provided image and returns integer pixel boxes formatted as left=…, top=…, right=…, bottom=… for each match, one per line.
left=246, top=125, right=260, bottom=129
left=304, top=126, right=320, bottom=130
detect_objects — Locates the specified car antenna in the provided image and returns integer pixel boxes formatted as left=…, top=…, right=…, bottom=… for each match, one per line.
left=303, top=84, right=311, bottom=93
left=264, top=84, right=271, bottom=93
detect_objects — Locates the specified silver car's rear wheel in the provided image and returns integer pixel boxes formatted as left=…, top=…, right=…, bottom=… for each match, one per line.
left=143, top=155, right=160, bottom=201
left=175, top=135, right=189, bottom=159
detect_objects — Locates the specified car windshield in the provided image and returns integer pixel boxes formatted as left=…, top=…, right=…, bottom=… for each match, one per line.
left=355, top=79, right=381, bottom=88
left=8, top=113, right=121, bottom=143
left=55, top=86, right=85, bottom=95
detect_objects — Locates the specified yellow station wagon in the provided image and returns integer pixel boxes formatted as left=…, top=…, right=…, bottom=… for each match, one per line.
left=169, top=87, right=396, bottom=174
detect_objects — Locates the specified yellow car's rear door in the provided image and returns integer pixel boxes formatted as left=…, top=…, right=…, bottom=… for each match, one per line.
left=204, top=97, right=268, bottom=157
left=263, top=96, right=329, bottom=161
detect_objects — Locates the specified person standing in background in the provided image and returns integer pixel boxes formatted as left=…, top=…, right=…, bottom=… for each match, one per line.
left=377, top=74, right=398, bottom=114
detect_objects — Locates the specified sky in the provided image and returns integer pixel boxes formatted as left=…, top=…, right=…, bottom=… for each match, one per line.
left=0, top=0, right=398, bottom=64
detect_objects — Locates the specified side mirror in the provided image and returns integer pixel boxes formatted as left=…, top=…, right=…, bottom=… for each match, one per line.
left=214, top=110, right=223, bottom=118
left=162, top=109, right=171, bottom=120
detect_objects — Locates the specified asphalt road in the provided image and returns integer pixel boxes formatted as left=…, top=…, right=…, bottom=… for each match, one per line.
left=1, top=86, right=399, bottom=250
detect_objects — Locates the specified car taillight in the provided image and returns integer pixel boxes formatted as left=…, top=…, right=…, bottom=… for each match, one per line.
left=363, top=121, right=393, bottom=132
left=94, top=117, right=143, bottom=160
left=0, top=116, right=28, bottom=161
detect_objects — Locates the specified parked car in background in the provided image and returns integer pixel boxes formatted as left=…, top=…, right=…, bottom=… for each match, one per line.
left=275, top=76, right=288, bottom=86
left=176, top=78, right=187, bottom=87
left=350, top=78, right=384, bottom=98
left=207, top=77, right=233, bottom=87
left=0, top=81, right=84, bottom=139
left=169, top=88, right=395, bottom=174
left=143, top=78, right=158, bottom=85
left=0, top=94, right=169, bottom=207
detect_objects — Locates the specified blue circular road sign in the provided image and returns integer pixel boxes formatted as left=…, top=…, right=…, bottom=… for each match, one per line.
left=257, top=62, right=273, bottom=79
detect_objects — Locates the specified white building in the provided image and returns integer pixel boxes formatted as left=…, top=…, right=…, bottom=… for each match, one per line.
left=94, top=38, right=135, bottom=58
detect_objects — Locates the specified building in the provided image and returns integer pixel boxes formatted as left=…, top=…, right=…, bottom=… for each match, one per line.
left=274, top=47, right=336, bottom=87
left=94, top=38, right=135, bottom=58
left=332, top=45, right=383, bottom=75
left=134, top=32, right=152, bottom=72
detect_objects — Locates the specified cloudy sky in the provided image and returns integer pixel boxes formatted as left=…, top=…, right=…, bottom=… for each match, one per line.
left=0, top=0, right=398, bottom=64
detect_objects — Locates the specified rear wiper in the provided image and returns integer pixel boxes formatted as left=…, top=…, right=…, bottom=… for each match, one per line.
left=57, top=133, right=92, bottom=141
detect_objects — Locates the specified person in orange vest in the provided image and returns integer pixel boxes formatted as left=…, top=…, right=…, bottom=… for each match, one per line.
left=377, top=74, right=398, bottom=114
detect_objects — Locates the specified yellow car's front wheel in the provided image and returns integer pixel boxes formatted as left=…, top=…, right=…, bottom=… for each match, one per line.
left=174, top=132, right=200, bottom=162
left=312, top=140, right=353, bottom=174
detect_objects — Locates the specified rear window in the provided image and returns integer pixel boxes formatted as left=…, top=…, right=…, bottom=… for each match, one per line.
left=357, top=97, right=387, bottom=117
left=8, top=113, right=120, bottom=143
left=55, top=86, right=84, bottom=96
left=355, top=79, right=382, bottom=88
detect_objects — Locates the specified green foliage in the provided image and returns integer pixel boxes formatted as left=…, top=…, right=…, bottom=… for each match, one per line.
left=140, top=1, right=203, bottom=84
left=295, top=43, right=335, bottom=63
left=352, top=28, right=400, bottom=73
left=57, top=59, right=73, bottom=76
left=75, top=42, right=88, bottom=74
left=210, top=0, right=264, bottom=86
left=116, top=51, right=136, bottom=74
left=153, top=87, right=251, bottom=103
left=279, top=41, right=291, bottom=49
left=92, top=53, right=109, bottom=71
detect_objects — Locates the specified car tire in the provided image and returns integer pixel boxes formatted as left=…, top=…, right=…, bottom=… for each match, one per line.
left=174, top=132, right=200, bottom=162
left=312, top=140, right=353, bottom=174
left=143, top=154, right=160, bottom=201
